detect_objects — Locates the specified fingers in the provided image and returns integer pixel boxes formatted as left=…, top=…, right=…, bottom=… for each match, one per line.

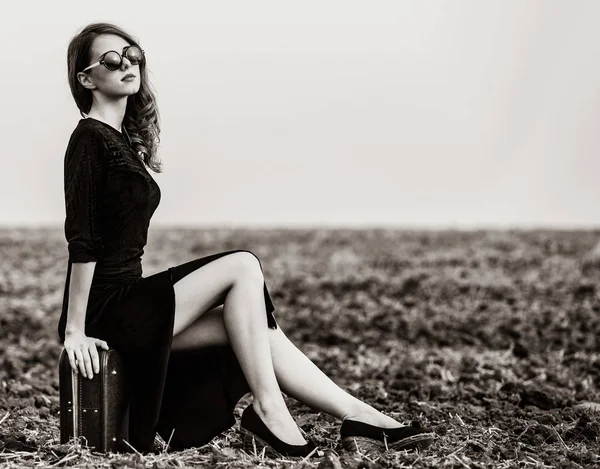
left=74, top=347, right=87, bottom=378
left=96, top=339, right=109, bottom=351
left=89, top=343, right=100, bottom=375
left=66, top=348, right=77, bottom=375
left=65, top=337, right=110, bottom=380
left=83, top=345, right=94, bottom=379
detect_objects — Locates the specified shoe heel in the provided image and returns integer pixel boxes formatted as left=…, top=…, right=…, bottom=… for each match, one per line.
left=241, top=427, right=282, bottom=459
left=240, top=404, right=317, bottom=459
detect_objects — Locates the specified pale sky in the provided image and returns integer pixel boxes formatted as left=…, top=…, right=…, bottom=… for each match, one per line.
left=2, top=0, right=599, bottom=228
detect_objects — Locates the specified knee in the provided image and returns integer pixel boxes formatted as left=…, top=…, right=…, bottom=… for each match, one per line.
left=234, top=251, right=265, bottom=284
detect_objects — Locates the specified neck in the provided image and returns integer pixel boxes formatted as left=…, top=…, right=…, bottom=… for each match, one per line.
left=86, top=96, right=128, bottom=133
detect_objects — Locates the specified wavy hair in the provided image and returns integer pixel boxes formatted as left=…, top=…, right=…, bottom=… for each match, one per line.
left=67, top=22, right=162, bottom=173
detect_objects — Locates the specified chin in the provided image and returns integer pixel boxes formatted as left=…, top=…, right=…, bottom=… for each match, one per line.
left=125, top=81, right=141, bottom=91
left=127, top=85, right=141, bottom=95
left=119, top=84, right=141, bottom=96
left=105, top=81, right=141, bottom=98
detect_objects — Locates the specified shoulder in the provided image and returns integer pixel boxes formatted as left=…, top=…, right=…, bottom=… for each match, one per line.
left=73, top=118, right=136, bottom=160
left=72, top=119, right=116, bottom=143
left=68, top=119, right=117, bottom=153
left=65, top=120, right=109, bottom=167
left=68, top=119, right=104, bottom=144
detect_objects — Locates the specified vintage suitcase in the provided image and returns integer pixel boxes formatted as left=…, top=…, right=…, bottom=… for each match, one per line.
left=59, top=347, right=131, bottom=452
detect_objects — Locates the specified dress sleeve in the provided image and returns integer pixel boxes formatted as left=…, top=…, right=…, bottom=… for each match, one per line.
left=63, top=129, right=106, bottom=263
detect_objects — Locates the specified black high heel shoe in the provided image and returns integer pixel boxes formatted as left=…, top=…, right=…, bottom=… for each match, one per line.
left=341, top=418, right=435, bottom=453
left=240, top=404, right=317, bottom=459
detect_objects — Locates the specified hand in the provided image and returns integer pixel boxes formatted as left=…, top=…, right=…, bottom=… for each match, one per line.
left=64, top=331, right=109, bottom=379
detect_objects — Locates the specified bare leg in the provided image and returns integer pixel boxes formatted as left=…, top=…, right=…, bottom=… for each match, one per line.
left=222, top=276, right=307, bottom=445
left=268, top=326, right=402, bottom=428
left=173, top=305, right=403, bottom=428
left=170, top=252, right=305, bottom=446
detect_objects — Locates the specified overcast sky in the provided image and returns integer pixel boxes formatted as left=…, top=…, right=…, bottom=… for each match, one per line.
left=2, top=0, right=599, bottom=229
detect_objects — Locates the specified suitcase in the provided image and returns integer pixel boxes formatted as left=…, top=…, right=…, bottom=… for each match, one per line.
left=59, top=347, right=131, bottom=452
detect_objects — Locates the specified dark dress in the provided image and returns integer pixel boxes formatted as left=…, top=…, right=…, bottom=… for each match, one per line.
left=57, top=117, right=278, bottom=454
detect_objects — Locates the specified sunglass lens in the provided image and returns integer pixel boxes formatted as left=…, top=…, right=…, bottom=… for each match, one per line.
left=126, top=46, right=144, bottom=65
left=104, top=51, right=122, bottom=70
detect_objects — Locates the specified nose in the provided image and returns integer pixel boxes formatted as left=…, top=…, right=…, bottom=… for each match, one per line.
left=120, top=56, right=132, bottom=70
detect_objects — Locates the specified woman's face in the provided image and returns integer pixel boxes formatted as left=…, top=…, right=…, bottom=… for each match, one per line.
left=78, top=33, right=142, bottom=99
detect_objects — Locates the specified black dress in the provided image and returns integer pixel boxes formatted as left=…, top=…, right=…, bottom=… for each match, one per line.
left=57, top=117, right=278, bottom=454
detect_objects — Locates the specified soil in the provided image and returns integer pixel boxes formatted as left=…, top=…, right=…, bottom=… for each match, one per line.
left=0, top=228, right=599, bottom=468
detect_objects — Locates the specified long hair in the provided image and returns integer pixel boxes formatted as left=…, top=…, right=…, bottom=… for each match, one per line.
left=67, top=22, right=162, bottom=173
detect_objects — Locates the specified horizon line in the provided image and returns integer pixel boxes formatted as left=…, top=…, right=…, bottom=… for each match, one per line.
left=1, top=222, right=600, bottom=232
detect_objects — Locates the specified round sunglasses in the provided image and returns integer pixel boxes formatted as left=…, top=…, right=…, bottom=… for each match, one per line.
left=82, top=45, right=145, bottom=72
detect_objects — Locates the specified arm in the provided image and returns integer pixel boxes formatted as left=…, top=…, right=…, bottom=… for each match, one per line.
left=62, top=129, right=109, bottom=378
left=65, top=262, right=97, bottom=335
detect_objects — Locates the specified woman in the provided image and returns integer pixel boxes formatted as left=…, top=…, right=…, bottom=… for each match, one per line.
left=59, top=22, right=435, bottom=458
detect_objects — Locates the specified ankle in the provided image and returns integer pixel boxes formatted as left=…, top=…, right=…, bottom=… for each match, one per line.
left=342, top=403, right=375, bottom=422
left=244, top=401, right=307, bottom=447
left=252, top=396, right=287, bottom=419
left=342, top=406, right=402, bottom=428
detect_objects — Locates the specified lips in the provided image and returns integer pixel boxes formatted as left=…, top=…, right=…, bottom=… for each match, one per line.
left=122, top=74, right=136, bottom=80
